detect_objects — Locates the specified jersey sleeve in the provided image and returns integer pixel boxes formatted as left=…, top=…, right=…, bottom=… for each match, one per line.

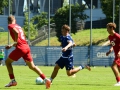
left=67, top=36, right=73, bottom=43
left=8, top=25, right=15, bottom=30
left=116, top=33, right=120, bottom=42
left=59, top=36, right=62, bottom=42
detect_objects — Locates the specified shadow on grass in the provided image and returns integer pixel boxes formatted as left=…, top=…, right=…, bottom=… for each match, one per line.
left=67, top=83, right=108, bottom=86
left=0, top=87, right=25, bottom=89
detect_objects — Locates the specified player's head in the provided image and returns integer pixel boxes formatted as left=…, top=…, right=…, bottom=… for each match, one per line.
left=106, top=22, right=116, bottom=34
left=8, top=15, right=16, bottom=24
left=61, top=24, right=70, bottom=36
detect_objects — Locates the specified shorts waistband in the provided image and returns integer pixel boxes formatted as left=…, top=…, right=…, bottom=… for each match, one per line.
left=61, top=55, right=73, bottom=58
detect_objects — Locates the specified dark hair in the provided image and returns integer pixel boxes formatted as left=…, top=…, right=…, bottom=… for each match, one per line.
left=106, top=22, right=116, bottom=29
left=62, top=24, right=70, bottom=31
left=8, top=15, right=15, bottom=24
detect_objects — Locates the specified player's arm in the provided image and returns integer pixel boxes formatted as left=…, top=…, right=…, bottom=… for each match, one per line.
left=73, top=42, right=76, bottom=47
left=115, top=34, right=120, bottom=58
left=106, top=46, right=113, bottom=56
left=5, top=28, right=18, bottom=49
left=11, top=27, right=19, bottom=46
left=62, top=41, right=73, bottom=52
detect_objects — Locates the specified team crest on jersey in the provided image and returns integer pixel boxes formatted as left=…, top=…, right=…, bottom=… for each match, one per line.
left=113, top=38, right=116, bottom=41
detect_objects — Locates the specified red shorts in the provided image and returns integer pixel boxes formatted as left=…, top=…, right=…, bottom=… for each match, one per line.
left=9, top=48, right=33, bottom=62
left=114, top=57, right=120, bottom=66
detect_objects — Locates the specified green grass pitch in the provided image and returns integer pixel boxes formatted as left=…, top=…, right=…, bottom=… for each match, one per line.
left=0, top=66, right=120, bottom=90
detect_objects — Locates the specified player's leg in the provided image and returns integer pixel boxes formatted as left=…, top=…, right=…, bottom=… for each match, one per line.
left=66, top=67, right=81, bottom=76
left=25, top=60, right=51, bottom=89
left=50, top=64, right=60, bottom=82
left=117, top=58, right=120, bottom=73
left=26, top=60, right=42, bottom=74
left=0, top=59, right=3, bottom=66
left=65, top=57, right=79, bottom=76
left=5, top=57, right=17, bottom=87
left=111, top=61, right=120, bottom=86
left=0, top=60, right=2, bottom=66
left=66, top=57, right=91, bottom=76
left=25, top=60, right=45, bottom=77
left=70, top=66, right=76, bottom=77
left=4, top=49, right=21, bottom=87
left=49, top=57, right=64, bottom=83
left=24, top=48, right=51, bottom=89
left=117, top=65, right=120, bottom=73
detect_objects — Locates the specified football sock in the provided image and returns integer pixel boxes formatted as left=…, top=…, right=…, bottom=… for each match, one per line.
left=50, top=78, right=53, bottom=82
left=116, top=77, right=120, bottom=82
left=9, top=74, right=15, bottom=79
left=11, top=79, right=15, bottom=81
left=79, top=66, right=84, bottom=70
left=40, top=74, right=46, bottom=80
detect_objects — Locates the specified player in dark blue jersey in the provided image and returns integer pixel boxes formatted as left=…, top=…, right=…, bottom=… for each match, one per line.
left=49, top=24, right=91, bottom=83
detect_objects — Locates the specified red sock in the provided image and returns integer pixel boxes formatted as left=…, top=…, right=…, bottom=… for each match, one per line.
left=9, top=74, right=15, bottom=79
left=40, top=74, right=46, bottom=80
left=116, top=77, right=120, bottom=82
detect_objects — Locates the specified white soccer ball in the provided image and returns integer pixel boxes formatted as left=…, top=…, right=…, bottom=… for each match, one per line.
left=35, top=77, right=44, bottom=85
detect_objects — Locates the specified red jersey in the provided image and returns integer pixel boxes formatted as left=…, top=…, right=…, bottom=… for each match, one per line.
left=8, top=24, right=29, bottom=49
left=109, top=33, right=120, bottom=56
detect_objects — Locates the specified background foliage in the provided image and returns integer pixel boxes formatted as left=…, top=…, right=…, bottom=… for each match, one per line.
left=53, top=3, right=88, bottom=41
left=23, top=12, right=48, bottom=40
left=0, top=0, right=8, bottom=15
left=100, top=0, right=120, bottom=33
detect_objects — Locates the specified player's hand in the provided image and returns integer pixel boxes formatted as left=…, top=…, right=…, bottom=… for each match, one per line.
left=5, top=45, right=12, bottom=49
left=12, top=43, right=17, bottom=47
left=73, top=43, right=76, bottom=47
left=117, top=52, right=120, bottom=58
left=62, top=47, right=67, bottom=52
left=106, top=51, right=110, bottom=56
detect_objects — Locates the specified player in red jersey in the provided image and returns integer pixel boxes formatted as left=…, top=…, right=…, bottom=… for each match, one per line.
left=5, top=15, right=51, bottom=89
left=106, top=22, right=120, bottom=86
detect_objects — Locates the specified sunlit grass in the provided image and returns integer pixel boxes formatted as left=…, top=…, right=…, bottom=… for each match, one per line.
left=0, top=66, right=119, bottom=90
left=0, top=28, right=108, bottom=46
left=36, top=28, right=108, bottom=46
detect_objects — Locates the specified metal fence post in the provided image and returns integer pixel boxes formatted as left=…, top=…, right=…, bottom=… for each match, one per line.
left=45, top=46, right=48, bottom=66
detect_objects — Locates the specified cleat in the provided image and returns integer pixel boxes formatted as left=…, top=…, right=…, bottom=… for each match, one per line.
left=50, top=80, right=52, bottom=85
left=69, top=74, right=76, bottom=78
left=85, top=65, right=91, bottom=71
left=114, top=82, right=120, bottom=86
left=45, top=79, right=51, bottom=89
left=5, top=80, right=17, bottom=87
left=72, top=74, right=76, bottom=78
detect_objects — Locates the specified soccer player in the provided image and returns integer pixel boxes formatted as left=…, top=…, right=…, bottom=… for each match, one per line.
left=0, top=49, right=5, bottom=66
left=5, top=15, right=51, bottom=89
left=106, top=22, right=120, bottom=86
left=49, top=24, right=91, bottom=83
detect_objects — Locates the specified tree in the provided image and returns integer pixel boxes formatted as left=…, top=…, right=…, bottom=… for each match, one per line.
left=31, top=12, right=48, bottom=29
left=0, top=0, right=9, bottom=15
left=53, top=3, right=88, bottom=41
left=63, top=0, right=69, bottom=6
left=23, top=12, right=48, bottom=40
left=23, top=12, right=37, bottom=40
left=100, top=0, right=120, bottom=33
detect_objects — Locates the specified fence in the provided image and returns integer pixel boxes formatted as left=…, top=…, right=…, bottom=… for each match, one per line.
left=0, top=46, right=114, bottom=66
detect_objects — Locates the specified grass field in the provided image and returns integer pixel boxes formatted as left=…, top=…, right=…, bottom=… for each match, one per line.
left=0, top=28, right=108, bottom=46
left=36, top=28, right=108, bottom=46
left=0, top=66, right=120, bottom=90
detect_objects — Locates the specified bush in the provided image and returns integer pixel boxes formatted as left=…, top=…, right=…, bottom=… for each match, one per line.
left=23, top=12, right=48, bottom=40
left=54, top=3, right=88, bottom=41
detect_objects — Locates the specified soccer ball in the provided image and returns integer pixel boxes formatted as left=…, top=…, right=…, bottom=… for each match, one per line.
left=35, top=77, right=44, bottom=85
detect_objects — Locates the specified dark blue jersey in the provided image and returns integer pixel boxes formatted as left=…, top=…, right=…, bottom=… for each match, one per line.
left=60, top=34, right=73, bottom=57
